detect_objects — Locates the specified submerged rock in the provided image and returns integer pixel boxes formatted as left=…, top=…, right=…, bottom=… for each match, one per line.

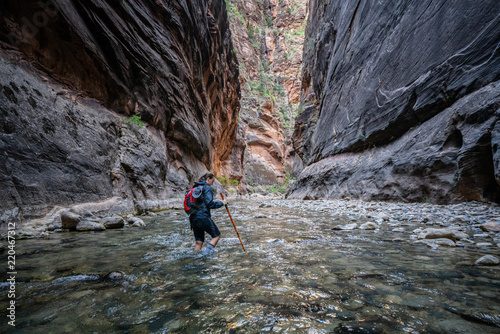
left=414, top=238, right=456, bottom=248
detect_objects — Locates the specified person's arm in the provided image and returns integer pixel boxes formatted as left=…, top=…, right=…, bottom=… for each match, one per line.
left=204, top=187, right=224, bottom=209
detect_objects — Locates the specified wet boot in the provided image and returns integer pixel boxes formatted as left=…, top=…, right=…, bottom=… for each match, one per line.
left=203, top=243, right=215, bottom=256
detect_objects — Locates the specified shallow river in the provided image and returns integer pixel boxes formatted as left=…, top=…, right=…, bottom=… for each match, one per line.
left=1, top=199, right=500, bottom=333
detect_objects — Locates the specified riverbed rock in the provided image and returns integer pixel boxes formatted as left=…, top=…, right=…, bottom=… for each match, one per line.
left=60, top=211, right=81, bottom=230
left=76, top=221, right=106, bottom=232
left=99, top=217, right=125, bottom=229
left=105, top=271, right=126, bottom=281
left=418, top=228, right=468, bottom=241
left=332, top=223, right=358, bottom=230
left=475, top=255, right=500, bottom=266
left=401, top=294, right=435, bottom=309
left=480, top=221, right=500, bottom=232
left=359, top=222, right=377, bottom=230
left=376, top=213, right=390, bottom=221
left=414, top=238, right=456, bottom=248
left=127, top=217, right=146, bottom=228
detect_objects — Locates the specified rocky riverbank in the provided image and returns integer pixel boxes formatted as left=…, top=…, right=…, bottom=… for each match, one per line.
left=0, top=196, right=184, bottom=239
left=257, top=198, right=500, bottom=266
left=4, top=196, right=500, bottom=332
left=4, top=196, right=500, bottom=267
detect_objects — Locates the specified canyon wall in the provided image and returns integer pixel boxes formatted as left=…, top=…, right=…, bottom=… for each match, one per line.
left=288, top=0, right=500, bottom=203
left=0, top=0, right=240, bottom=223
left=222, top=0, right=307, bottom=187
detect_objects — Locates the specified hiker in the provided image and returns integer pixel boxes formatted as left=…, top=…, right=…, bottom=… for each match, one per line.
left=189, top=173, right=227, bottom=256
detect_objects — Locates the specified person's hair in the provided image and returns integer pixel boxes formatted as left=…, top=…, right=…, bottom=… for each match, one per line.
left=199, top=173, right=215, bottom=182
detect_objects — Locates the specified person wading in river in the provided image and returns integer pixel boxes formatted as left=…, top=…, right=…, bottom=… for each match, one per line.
left=189, top=173, right=227, bottom=256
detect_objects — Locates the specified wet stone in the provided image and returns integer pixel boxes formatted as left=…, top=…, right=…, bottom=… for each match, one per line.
left=76, top=221, right=106, bottom=231
left=401, top=295, right=435, bottom=309
left=476, top=242, right=494, bottom=248
left=359, top=222, right=377, bottom=230
left=100, top=216, right=125, bottom=229
left=475, top=255, right=499, bottom=265
left=480, top=221, right=500, bottom=232
left=332, top=223, right=358, bottom=230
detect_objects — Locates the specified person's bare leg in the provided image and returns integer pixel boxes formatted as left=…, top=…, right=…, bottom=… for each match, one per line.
left=194, top=240, right=203, bottom=252
left=209, top=235, right=220, bottom=247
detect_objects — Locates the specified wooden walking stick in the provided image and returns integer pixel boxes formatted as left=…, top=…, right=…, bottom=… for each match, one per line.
left=220, top=193, right=246, bottom=252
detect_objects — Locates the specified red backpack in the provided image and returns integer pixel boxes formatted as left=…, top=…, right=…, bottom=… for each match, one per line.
left=184, top=185, right=203, bottom=215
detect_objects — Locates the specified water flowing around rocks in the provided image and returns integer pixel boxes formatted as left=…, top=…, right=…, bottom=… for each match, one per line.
left=1, top=199, right=500, bottom=333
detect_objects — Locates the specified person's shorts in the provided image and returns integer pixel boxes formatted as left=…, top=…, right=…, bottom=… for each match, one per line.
left=190, top=216, right=221, bottom=242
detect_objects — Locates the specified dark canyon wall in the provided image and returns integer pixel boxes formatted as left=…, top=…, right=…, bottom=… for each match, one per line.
left=288, top=0, right=500, bottom=203
left=0, top=0, right=240, bottom=222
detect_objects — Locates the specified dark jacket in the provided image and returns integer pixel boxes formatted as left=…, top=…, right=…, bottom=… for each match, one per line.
left=190, top=180, right=224, bottom=221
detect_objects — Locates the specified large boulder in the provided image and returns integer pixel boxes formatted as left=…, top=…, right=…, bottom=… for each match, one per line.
left=60, top=211, right=81, bottom=230
left=99, top=217, right=125, bottom=229
left=76, top=221, right=106, bottom=232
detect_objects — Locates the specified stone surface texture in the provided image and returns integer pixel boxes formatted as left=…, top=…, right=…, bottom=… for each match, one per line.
left=288, top=0, right=500, bottom=203
left=0, top=0, right=240, bottom=223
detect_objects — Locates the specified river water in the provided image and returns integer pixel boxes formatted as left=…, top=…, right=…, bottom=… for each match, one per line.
left=1, top=198, right=500, bottom=333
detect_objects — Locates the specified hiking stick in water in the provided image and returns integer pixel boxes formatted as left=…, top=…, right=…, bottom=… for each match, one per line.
left=220, top=193, right=246, bottom=252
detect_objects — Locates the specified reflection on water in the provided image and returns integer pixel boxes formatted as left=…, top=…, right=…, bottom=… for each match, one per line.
left=1, top=199, right=500, bottom=333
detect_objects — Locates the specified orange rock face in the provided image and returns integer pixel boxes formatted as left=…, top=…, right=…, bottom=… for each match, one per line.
left=222, top=0, right=307, bottom=185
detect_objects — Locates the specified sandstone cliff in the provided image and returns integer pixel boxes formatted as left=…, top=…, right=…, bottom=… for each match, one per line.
left=288, top=0, right=500, bottom=203
left=222, top=0, right=307, bottom=186
left=0, top=0, right=240, bottom=223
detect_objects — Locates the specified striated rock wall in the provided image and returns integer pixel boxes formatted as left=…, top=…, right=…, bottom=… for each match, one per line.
left=288, top=0, right=500, bottom=203
left=223, top=0, right=307, bottom=186
left=0, top=0, right=240, bottom=223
